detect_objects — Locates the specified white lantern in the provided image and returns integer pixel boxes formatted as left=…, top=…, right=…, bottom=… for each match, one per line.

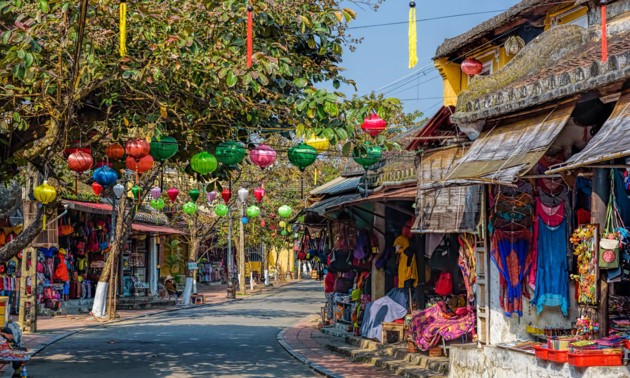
left=238, top=188, right=249, bottom=204
left=113, top=183, right=125, bottom=199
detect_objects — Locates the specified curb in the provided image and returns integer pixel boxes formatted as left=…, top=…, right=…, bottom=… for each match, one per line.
left=276, top=317, right=342, bottom=378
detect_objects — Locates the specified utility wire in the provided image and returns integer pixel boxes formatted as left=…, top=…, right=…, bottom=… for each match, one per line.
left=348, top=9, right=507, bottom=30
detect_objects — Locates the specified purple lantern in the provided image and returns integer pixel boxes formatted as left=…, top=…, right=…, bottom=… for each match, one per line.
left=150, top=187, right=162, bottom=200
left=206, top=190, right=217, bottom=203
left=250, top=144, right=277, bottom=169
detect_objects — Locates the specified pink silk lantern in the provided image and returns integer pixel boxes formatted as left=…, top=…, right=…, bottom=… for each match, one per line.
left=151, top=187, right=161, bottom=200
left=250, top=144, right=277, bottom=169
left=167, top=187, right=179, bottom=203
left=206, top=190, right=217, bottom=203
left=254, top=187, right=265, bottom=203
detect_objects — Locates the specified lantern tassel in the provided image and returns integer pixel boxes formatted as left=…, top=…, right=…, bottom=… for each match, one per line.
left=408, top=2, right=418, bottom=69
left=246, top=5, right=253, bottom=68
left=601, top=1, right=608, bottom=63
left=119, top=0, right=127, bottom=58
left=42, top=214, right=46, bottom=231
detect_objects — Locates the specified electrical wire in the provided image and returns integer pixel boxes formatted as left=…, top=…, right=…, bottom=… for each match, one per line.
left=347, top=9, right=508, bottom=30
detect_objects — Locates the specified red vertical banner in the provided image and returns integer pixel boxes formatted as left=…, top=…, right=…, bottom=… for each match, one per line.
left=601, top=1, right=608, bottom=62
left=247, top=5, right=253, bottom=68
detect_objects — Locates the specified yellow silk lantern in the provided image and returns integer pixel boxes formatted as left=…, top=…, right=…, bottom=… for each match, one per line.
left=33, top=180, right=57, bottom=230
left=305, top=134, right=329, bottom=154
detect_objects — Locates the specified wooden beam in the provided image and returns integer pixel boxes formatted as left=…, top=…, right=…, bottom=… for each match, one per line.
left=381, top=202, right=415, bottom=217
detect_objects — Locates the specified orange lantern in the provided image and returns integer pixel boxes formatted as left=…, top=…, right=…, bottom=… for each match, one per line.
left=126, top=155, right=154, bottom=173
left=67, top=151, right=93, bottom=174
left=125, top=139, right=150, bottom=160
left=105, top=143, right=125, bottom=160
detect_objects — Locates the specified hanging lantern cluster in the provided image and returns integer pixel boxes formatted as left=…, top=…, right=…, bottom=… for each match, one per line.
left=190, top=151, right=218, bottom=175
left=305, top=134, right=330, bottom=154
left=352, top=143, right=383, bottom=170
left=461, top=58, right=483, bottom=76
left=250, top=144, right=277, bottom=169
left=33, top=180, right=57, bottom=230
left=216, top=141, right=246, bottom=167
left=361, top=113, right=387, bottom=137
left=288, top=143, right=318, bottom=172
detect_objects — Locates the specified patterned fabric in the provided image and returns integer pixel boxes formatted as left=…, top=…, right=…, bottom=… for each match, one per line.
left=491, top=230, right=532, bottom=317
left=409, top=302, right=476, bottom=351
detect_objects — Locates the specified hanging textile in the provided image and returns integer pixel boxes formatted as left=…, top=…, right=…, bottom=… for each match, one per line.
left=491, top=231, right=532, bottom=317
left=531, top=218, right=570, bottom=316
left=458, top=234, right=476, bottom=305
left=613, top=168, right=630, bottom=226
left=394, top=236, right=418, bottom=289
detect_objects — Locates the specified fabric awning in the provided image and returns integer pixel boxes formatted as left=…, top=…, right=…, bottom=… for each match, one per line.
left=412, top=146, right=481, bottom=234
left=435, top=102, right=575, bottom=187
left=548, top=91, right=630, bottom=173
left=131, top=223, right=184, bottom=235
left=64, top=200, right=113, bottom=215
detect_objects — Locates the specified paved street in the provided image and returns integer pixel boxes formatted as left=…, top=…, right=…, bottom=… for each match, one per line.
left=25, top=281, right=324, bottom=377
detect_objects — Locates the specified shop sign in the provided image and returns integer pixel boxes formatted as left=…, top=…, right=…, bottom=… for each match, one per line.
left=187, top=262, right=198, bottom=270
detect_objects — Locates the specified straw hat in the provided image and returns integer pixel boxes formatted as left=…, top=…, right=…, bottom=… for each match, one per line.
left=165, top=275, right=174, bottom=281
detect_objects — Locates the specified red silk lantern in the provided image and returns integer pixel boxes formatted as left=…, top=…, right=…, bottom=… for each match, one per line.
left=91, top=182, right=103, bottom=196
left=95, top=160, right=113, bottom=168
left=361, top=113, right=387, bottom=137
left=105, top=143, right=125, bottom=160
left=250, top=144, right=277, bottom=169
left=125, top=139, right=150, bottom=160
left=67, top=151, right=93, bottom=173
left=222, top=188, right=232, bottom=203
left=126, top=155, right=154, bottom=173
left=461, top=58, right=483, bottom=76
left=167, top=187, right=179, bottom=203
left=254, top=187, right=265, bottom=203
left=64, top=142, right=91, bottom=158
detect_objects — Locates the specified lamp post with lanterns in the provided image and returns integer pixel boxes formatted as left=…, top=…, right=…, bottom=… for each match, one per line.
left=237, top=188, right=249, bottom=295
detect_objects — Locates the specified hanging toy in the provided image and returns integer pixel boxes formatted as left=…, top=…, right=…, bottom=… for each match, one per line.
left=408, top=1, right=417, bottom=69
left=119, top=0, right=127, bottom=57
left=246, top=4, right=253, bottom=68
left=600, top=0, right=608, bottom=62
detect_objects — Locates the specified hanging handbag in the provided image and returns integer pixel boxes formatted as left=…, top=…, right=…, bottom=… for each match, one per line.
left=328, top=249, right=352, bottom=273
left=434, top=271, right=453, bottom=296
left=58, top=217, right=74, bottom=237
left=599, top=194, right=621, bottom=269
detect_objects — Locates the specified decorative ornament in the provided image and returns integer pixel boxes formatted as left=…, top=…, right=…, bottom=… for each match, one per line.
left=214, top=204, right=229, bottom=217
left=125, top=155, right=154, bottom=173
left=246, top=4, right=254, bottom=68
left=408, top=1, right=417, bottom=69
left=150, top=187, right=162, bottom=200
left=504, top=36, right=525, bottom=56
left=305, top=134, right=330, bottom=153
left=150, top=136, right=179, bottom=162
left=183, top=202, right=198, bottom=215
left=461, top=58, right=483, bottom=76
left=150, top=198, right=166, bottom=211
left=601, top=0, right=608, bottom=62
left=67, top=151, right=94, bottom=173
left=352, top=143, right=383, bottom=170
left=91, top=182, right=103, bottom=196
left=215, top=141, right=246, bottom=167
left=288, top=143, right=318, bottom=172
left=250, top=144, right=277, bottom=169
left=246, top=205, right=260, bottom=218
left=279, top=221, right=287, bottom=228
left=222, top=188, right=232, bottom=203
left=92, top=166, right=118, bottom=188
left=131, top=185, right=141, bottom=200
left=281, top=230, right=287, bottom=236
left=189, top=189, right=200, bottom=202
left=361, top=113, right=387, bottom=137
left=190, top=152, right=218, bottom=175
left=119, top=0, right=127, bottom=57
left=253, top=187, right=265, bottom=203
left=167, top=187, right=179, bottom=203
left=238, top=188, right=249, bottom=203
left=105, top=143, right=125, bottom=160
left=241, top=217, right=249, bottom=224
left=33, top=180, right=57, bottom=230
left=113, top=183, right=125, bottom=199
left=125, top=139, right=150, bottom=160
left=260, top=220, right=266, bottom=227
left=278, top=205, right=292, bottom=219
left=206, top=190, right=217, bottom=203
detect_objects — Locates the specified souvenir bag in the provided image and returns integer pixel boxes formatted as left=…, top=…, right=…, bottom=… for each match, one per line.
left=434, top=271, right=453, bottom=296
left=599, top=194, right=621, bottom=269
left=328, top=249, right=352, bottom=273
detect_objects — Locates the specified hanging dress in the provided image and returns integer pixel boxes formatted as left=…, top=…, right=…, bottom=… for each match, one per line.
left=491, top=230, right=532, bottom=317
left=531, top=218, right=569, bottom=316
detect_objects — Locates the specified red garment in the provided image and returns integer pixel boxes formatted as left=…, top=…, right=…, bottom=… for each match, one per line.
left=536, top=200, right=565, bottom=227
left=54, top=253, right=69, bottom=282
left=576, top=209, right=591, bottom=225
left=324, top=272, right=336, bottom=293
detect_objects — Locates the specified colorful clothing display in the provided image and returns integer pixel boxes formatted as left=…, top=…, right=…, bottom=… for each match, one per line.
left=408, top=301, right=476, bottom=351
left=491, top=231, right=532, bottom=316
left=394, top=236, right=418, bottom=288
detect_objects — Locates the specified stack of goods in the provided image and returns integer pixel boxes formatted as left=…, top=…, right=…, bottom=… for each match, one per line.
left=609, top=295, right=630, bottom=339
left=489, top=181, right=534, bottom=317
left=408, top=301, right=475, bottom=351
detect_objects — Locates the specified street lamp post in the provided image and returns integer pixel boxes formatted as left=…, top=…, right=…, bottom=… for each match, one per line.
left=237, top=188, right=248, bottom=295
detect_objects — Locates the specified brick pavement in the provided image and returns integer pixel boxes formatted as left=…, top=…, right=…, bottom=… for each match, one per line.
left=278, top=316, right=398, bottom=378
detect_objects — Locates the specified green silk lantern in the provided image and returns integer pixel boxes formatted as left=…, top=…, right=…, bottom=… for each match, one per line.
left=215, top=141, right=246, bottom=166
left=150, top=198, right=166, bottom=210
left=131, top=185, right=142, bottom=200
left=281, top=230, right=288, bottom=236
left=214, top=204, right=229, bottom=217
left=288, top=143, right=318, bottom=172
left=352, top=144, right=383, bottom=169
left=183, top=201, right=198, bottom=215
left=150, top=136, right=179, bottom=162
left=189, top=189, right=200, bottom=202
left=190, top=151, right=218, bottom=175
left=278, top=205, right=292, bottom=219
left=246, top=205, right=260, bottom=218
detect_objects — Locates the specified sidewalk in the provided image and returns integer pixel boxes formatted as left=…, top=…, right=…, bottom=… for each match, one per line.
left=278, top=316, right=398, bottom=378
left=1, top=279, right=296, bottom=375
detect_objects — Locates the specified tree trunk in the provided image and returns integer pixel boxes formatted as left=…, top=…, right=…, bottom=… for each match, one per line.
left=182, top=233, right=200, bottom=305
left=0, top=206, right=43, bottom=263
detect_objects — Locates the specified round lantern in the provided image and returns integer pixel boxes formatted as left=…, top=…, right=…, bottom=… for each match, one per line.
left=281, top=230, right=288, bottom=236
left=91, top=182, right=103, bottom=196
left=305, top=134, right=330, bottom=153
left=222, top=188, right=232, bottom=203
left=288, top=143, right=318, bottom=172
left=64, top=145, right=91, bottom=158
left=131, top=185, right=142, bottom=200
left=206, top=190, right=217, bottom=203
left=361, top=113, right=387, bottom=137
left=352, top=144, right=383, bottom=170
left=167, top=187, right=179, bottom=203
left=241, top=217, right=249, bottom=224
left=33, top=180, right=57, bottom=230
left=190, top=152, right=218, bottom=175
left=67, top=151, right=93, bottom=174
left=246, top=205, right=260, bottom=218
left=214, top=204, right=229, bottom=217
left=278, top=205, right=292, bottom=219
left=238, top=188, right=249, bottom=203
left=250, top=144, right=277, bottom=169
left=215, top=141, right=246, bottom=166
left=125, top=139, right=151, bottom=160
left=150, top=187, right=162, bottom=200
left=279, top=221, right=287, bottom=228
left=126, top=155, right=154, bottom=173
left=253, top=187, right=265, bottom=203
left=461, top=58, right=483, bottom=76
left=189, top=189, right=200, bottom=202
left=183, top=202, right=198, bottom=215
left=113, top=183, right=125, bottom=199
left=105, top=143, right=125, bottom=160
left=150, top=198, right=166, bottom=210
left=149, top=136, right=179, bottom=162
left=92, top=166, right=118, bottom=188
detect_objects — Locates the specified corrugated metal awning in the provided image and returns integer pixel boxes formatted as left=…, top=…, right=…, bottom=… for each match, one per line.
left=338, top=186, right=416, bottom=208
left=306, top=193, right=361, bottom=216
left=412, top=146, right=481, bottom=234
left=434, top=102, right=575, bottom=187
left=548, top=91, right=630, bottom=173
left=309, top=176, right=361, bottom=196
left=64, top=200, right=113, bottom=214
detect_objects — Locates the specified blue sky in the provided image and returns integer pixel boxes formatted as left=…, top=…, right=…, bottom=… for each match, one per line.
left=336, top=0, right=520, bottom=119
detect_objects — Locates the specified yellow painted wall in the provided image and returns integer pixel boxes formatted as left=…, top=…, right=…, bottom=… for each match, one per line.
left=268, top=247, right=295, bottom=275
